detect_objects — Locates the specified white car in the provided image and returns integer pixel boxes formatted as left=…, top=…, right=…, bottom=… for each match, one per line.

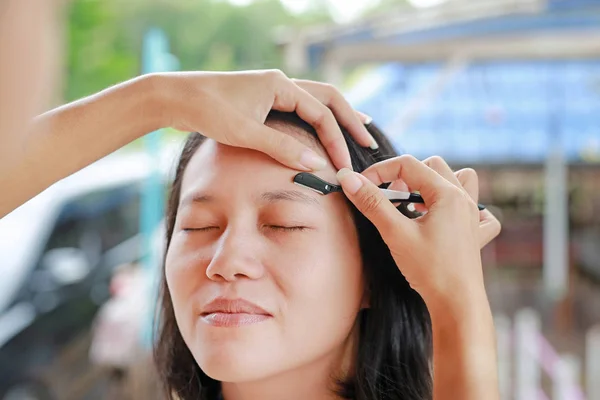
left=0, top=142, right=180, bottom=400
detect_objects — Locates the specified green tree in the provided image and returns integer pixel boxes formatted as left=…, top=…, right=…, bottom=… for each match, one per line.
left=65, top=0, right=138, bottom=101
left=64, top=0, right=331, bottom=102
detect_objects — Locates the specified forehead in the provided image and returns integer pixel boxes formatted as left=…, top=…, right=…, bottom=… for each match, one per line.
left=179, top=123, right=338, bottom=204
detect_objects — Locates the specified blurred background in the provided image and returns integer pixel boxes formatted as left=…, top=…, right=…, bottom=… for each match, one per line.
left=1, top=0, right=599, bottom=399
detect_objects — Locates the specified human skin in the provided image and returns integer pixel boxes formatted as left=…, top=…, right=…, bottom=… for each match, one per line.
left=337, top=155, right=501, bottom=400
left=166, top=123, right=365, bottom=400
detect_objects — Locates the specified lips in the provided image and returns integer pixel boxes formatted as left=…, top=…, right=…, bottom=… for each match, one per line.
left=200, top=297, right=272, bottom=327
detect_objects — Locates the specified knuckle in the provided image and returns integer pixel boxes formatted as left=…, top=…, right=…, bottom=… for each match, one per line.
left=321, top=83, right=340, bottom=96
left=326, top=87, right=343, bottom=105
left=270, top=68, right=285, bottom=77
left=310, top=112, right=326, bottom=130
left=310, top=108, right=334, bottom=130
left=462, top=168, right=478, bottom=179
left=395, top=154, right=418, bottom=178
left=359, top=190, right=384, bottom=214
left=321, top=82, right=336, bottom=91
left=329, top=88, right=346, bottom=106
left=266, top=130, right=288, bottom=151
left=266, top=69, right=288, bottom=82
left=444, top=185, right=471, bottom=208
left=399, top=154, right=418, bottom=165
left=493, top=220, right=502, bottom=236
left=428, top=155, right=444, bottom=164
left=400, top=154, right=417, bottom=162
left=427, top=155, right=448, bottom=169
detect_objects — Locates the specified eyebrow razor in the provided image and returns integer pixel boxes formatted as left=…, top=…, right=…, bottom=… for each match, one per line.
left=293, top=172, right=486, bottom=211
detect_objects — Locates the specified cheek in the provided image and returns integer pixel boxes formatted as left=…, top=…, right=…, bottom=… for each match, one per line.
left=164, top=239, right=211, bottom=331
left=272, top=225, right=364, bottom=323
left=165, top=232, right=212, bottom=286
left=270, top=238, right=363, bottom=356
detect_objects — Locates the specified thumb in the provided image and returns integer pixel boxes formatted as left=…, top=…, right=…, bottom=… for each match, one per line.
left=241, top=122, right=328, bottom=171
left=479, top=209, right=502, bottom=248
left=336, top=168, right=409, bottom=239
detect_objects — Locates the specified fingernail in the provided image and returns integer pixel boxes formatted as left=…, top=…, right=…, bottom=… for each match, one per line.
left=300, top=150, right=327, bottom=170
left=363, top=114, right=373, bottom=125
left=337, top=168, right=363, bottom=195
left=369, top=136, right=379, bottom=150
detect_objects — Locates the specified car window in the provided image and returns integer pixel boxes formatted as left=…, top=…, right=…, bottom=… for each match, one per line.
left=45, top=183, right=141, bottom=257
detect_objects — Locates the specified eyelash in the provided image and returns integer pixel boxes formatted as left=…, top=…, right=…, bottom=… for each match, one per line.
left=182, top=226, right=308, bottom=233
left=266, top=225, right=308, bottom=232
left=182, top=227, right=218, bottom=232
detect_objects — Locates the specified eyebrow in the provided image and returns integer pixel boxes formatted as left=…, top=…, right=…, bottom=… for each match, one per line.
left=260, top=189, right=321, bottom=207
left=179, top=189, right=321, bottom=208
left=180, top=193, right=214, bottom=207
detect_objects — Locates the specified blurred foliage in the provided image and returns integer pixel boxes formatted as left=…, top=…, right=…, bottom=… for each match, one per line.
left=64, top=0, right=332, bottom=101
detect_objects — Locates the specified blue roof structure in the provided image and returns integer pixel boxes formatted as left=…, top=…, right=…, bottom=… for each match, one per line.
left=307, top=1, right=600, bottom=47
left=346, top=61, right=600, bottom=164
left=315, top=1, right=600, bottom=164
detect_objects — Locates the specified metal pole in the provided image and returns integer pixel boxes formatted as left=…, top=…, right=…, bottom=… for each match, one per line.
left=139, top=28, right=179, bottom=348
left=543, top=142, right=569, bottom=300
left=543, top=66, right=569, bottom=301
left=515, top=308, right=541, bottom=400
left=586, top=325, right=600, bottom=400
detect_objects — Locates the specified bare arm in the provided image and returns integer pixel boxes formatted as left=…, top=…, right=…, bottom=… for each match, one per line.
left=0, top=0, right=63, bottom=214
left=0, top=0, right=59, bottom=145
left=427, top=288, right=499, bottom=400
left=0, top=75, right=162, bottom=217
left=1, top=71, right=375, bottom=218
left=337, top=155, right=502, bottom=400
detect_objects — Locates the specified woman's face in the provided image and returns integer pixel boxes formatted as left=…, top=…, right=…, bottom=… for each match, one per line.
left=165, top=123, right=365, bottom=383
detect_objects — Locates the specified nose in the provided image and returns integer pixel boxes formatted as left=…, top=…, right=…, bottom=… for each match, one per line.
left=205, top=227, right=266, bottom=282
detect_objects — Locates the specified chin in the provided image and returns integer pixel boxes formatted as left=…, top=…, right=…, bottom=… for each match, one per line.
left=195, top=345, right=279, bottom=382
left=185, top=321, right=289, bottom=382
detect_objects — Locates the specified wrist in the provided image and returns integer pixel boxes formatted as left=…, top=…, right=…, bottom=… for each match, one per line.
left=423, top=279, right=491, bottom=322
left=136, top=73, right=174, bottom=131
left=427, top=284, right=499, bottom=400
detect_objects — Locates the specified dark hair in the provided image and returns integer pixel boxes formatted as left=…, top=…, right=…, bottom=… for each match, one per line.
left=154, top=111, right=432, bottom=400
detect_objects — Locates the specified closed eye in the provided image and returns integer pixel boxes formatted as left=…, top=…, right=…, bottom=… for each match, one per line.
left=182, top=226, right=310, bottom=233
left=182, top=227, right=219, bottom=232
left=266, top=225, right=309, bottom=232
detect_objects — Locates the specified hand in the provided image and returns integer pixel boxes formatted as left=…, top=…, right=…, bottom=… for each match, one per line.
left=153, top=70, right=375, bottom=171
left=335, top=155, right=501, bottom=303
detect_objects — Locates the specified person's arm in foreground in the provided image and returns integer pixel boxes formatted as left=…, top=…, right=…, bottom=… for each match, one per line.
left=336, top=155, right=501, bottom=400
left=0, top=71, right=375, bottom=217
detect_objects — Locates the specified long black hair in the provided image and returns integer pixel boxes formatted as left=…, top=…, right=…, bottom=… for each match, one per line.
left=154, top=111, right=432, bottom=400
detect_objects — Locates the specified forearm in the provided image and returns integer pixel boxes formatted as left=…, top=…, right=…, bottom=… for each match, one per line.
left=0, top=0, right=60, bottom=150
left=0, top=74, right=164, bottom=217
left=426, top=285, right=499, bottom=400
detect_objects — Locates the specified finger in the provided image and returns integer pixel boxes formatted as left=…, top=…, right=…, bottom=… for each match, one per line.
left=272, top=81, right=352, bottom=170
left=479, top=209, right=502, bottom=248
left=455, top=168, right=479, bottom=203
left=355, top=110, right=373, bottom=125
left=361, top=155, right=455, bottom=206
left=293, top=79, right=376, bottom=149
left=235, top=119, right=328, bottom=171
left=413, top=203, right=428, bottom=213
left=423, top=156, right=461, bottom=188
left=387, top=179, right=409, bottom=192
left=387, top=180, right=427, bottom=212
left=336, top=168, right=415, bottom=240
